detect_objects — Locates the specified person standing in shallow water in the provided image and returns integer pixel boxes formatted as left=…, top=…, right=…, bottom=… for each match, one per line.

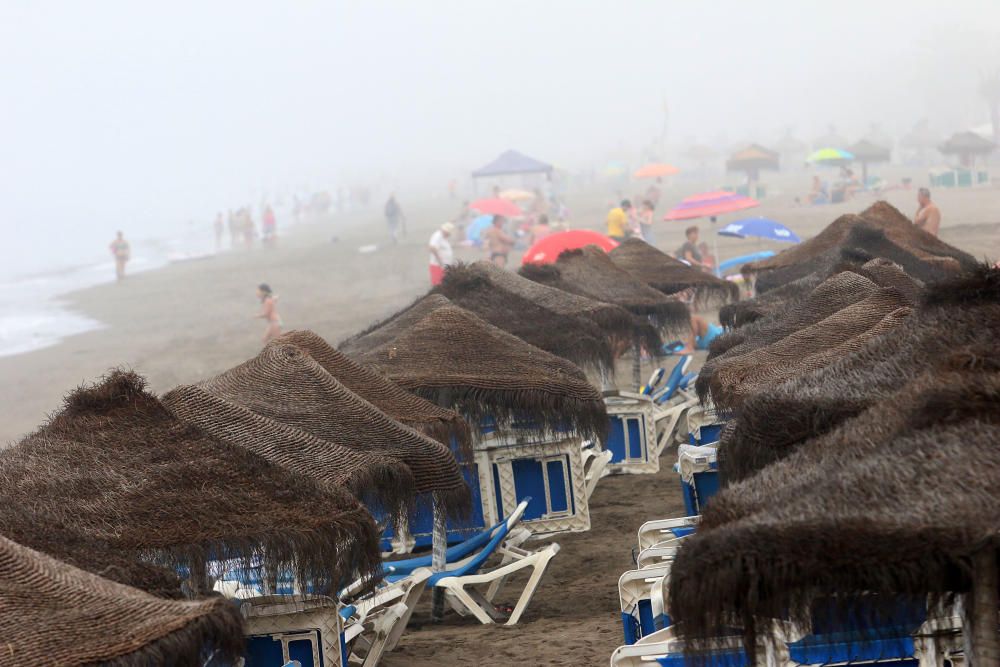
left=256, top=283, right=282, bottom=343
left=109, top=231, right=130, bottom=281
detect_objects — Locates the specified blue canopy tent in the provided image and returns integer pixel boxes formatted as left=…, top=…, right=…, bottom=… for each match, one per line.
left=472, top=150, right=554, bottom=178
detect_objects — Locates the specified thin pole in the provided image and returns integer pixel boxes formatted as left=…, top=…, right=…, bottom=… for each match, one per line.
left=431, top=500, right=447, bottom=622
left=632, top=333, right=642, bottom=392
left=966, top=548, right=1000, bottom=667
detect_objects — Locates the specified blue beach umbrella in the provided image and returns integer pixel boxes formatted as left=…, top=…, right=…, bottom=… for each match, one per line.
left=465, top=214, right=494, bottom=244
left=718, top=218, right=801, bottom=243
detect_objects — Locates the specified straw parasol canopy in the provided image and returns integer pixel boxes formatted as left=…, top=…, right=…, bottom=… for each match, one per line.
left=340, top=294, right=454, bottom=359
left=446, top=260, right=645, bottom=349
left=0, top=533, right=244, bottom=666
left=345, top=300, right=608, bottom=441
left=434, top=262, right=621, bottom=372
left=720, top=266, right=1000, bottom=482
left=705, top=288, right=913, bottom=412
left=848, top=138, right=892, bottom=183
left=518, top=246, right=690, bottom=334
left=743, top=201, right=977, bottom=286
left=697, top=270, right=880, bottom=400
left=162, top=382, right=418, bottom=522
left=608, top=237, right=739, bottom=304
left=725, top=143, right=780, bottom=178
left=939, top=130, right=996, bottom=167
left=276, top=329, right=471, bottom=451
left=192, top=342, right=470, bottom=515
left=670, top=415, right=1000, bottom=660
left=1, top=371, right=381, bottom=595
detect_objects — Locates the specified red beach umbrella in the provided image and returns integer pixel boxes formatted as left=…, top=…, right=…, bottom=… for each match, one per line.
left=470, top=198, right=524, bottom=217
left=521, top=230, right=619, bottom=265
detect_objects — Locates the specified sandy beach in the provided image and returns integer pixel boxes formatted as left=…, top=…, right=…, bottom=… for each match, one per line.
left=0, top=177, right=997, bottom=665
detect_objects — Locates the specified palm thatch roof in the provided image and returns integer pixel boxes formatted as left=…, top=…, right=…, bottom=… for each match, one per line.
left=697, top=270, right=880, bottom=400
left=719, top=266, right=1000, bottom=482
left=743, top=201, right=977, bottom=279
left=608, top=238, right=739, bottom=304
left=1, top=371, right=381, bottom=596
left=670, top=414, right=1000, bottom=659
left=848, top=138, right=891, bottom=163
left=162, top=382, right=418, bottom=521
left=939, top=130, right=996, bottom=155
left=0, top=533, right=244, bottom=666
left=192, top=342, right=470, bottom=515
left=345, top=301, right=607, bottom=441
left=433, top=262, right=621, bottom=372
left=725, top=143, right=780, bottom=172
left=340, top=294, right=453, bottom=359
left=518, top=246, right=690, bottom=334
left=706, top=288, right=913, bottom=412
left=276, top=329, right=471, bottom=453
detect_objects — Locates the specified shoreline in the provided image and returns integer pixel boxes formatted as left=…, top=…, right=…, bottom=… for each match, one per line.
left=1, top=185, right=997, bottom=446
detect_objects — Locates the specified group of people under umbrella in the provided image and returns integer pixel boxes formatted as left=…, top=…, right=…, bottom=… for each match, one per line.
left=615, top=201, right=1000, bottom=666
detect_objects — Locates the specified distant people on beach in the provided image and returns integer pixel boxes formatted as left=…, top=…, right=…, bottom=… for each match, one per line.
left=528, top=214, right=552, bottom=245
left=483, top=215, right=514, bottom=268
left=427, top=222, right=455, bottom=285
left=808, top=176, right=829, bottom=205
left=109, top=231, right=130, bottom=281
left=914, top=187, right=941, bottom=236
left=606, top=200, right=632, bottom=242
left=261, top=205, right=277, bottom=247
left=637, top=200, right=655, bottom=243
left=214, top=213, right=225, bottom=251
left=256, top=283, right=282, bottom=343
left=384, top=195, right=405, bottom=243
left=645, top=178, right=662, bottom=210
left=676, top=226, right=707, bottom=268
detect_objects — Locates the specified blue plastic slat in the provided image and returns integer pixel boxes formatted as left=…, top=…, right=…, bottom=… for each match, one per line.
left=627, top=418, right=644, bottom=460
left=607, top=416, right=628, bottom=463
left=511, top=458, right=547, bottom=521
left=546, top=458, right=569, bottom=513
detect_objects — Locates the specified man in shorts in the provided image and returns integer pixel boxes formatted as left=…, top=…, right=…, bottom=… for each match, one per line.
left=483, top=215, right=515, bottom=268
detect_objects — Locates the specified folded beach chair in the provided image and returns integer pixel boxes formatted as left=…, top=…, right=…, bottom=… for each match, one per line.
left=581, top=439, right=613, bottom=498
left=637, top=516, right=699, bottom=552
left=610, top=631, right=754, bottom=667
left=384, top=500, right=560, bottom=625
left=619, top=562, right=674, bottom=644
left=675, top=443, right=720, bottom=515
left=339, top=568, right=432, bottom=665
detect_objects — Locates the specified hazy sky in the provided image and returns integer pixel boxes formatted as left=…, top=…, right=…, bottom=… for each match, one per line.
left=2, top=0, right=999, bottom=274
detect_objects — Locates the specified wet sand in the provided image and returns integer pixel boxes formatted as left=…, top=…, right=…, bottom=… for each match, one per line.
left=0, top=177, right=996, bottom=664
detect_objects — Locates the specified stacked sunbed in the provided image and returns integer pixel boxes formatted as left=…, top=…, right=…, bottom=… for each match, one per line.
left=612, top=202, right=1000, bottom=666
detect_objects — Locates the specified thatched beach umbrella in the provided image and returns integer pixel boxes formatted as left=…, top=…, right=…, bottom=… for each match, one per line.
left=608, top=237, right=740, bottom=304
left=277, top=329, right=471, bottom=451
left=162, top=383, right=418, bottom=521
left=191, top=342, right=470, bottom=515
left=848, top=138, right=892, bottom=184
left=345, top=300, right=607, bottom=441
left=939, top=130, right=996, bottom=168
left=670, top=415, right=1000, bottom=662
left=725, top=143, right=779, bottom=196
left=340, top=294, right=454, bottom=359
left=0, top=533, right=244, bottom=666
left=433, top=262, right=623, bottom=373
left=720, top=267, right=1000, bottom=481
left=743, top=201, right=977, bottom=290
left=519, top=246, right=690, bottom=334
left=697, top=270, right=880, bottom=399
left=705, top=288, right=913, bottom=412
left=1, top=371, right=381, bottom=595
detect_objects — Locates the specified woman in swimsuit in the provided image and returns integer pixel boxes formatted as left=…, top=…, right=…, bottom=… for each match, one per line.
left=256, top=283, right=282, bottom=343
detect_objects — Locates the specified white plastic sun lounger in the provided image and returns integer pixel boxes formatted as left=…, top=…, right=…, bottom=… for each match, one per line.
left=637, top=515, right=700, bottom=552
left=384, top=500, right=560, bottom=626
left=581, top=439, right=613, bottom=498
left=339, top=567, right=432, bottom=665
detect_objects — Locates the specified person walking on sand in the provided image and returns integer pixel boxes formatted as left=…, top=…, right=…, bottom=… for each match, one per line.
left=914, top=187, right=941, bottom=236
left=261, top=204, right=277, bottom=247
left=213, top=212, right=225, bottom=251
left=384, top=195, right=404, bottom=243
left=483, top=215, right=515, bottom=268
left=427, top=222, right=456, bottom=286
left=109, top=231, right=130, bottom=281
left=256, top=283, right=282, bottom=343
left=637, top=200, right=656, bottom=244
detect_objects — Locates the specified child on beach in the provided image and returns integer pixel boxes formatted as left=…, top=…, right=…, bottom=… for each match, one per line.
left=256, top=283, right=282, bottom=343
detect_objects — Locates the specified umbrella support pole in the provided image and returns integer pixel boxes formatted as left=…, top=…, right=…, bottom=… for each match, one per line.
left=431, top=501, right=447, bottom=623
left=632, top=336, right=642, bottom=392
left=964, top=548, right=1000, bottom=666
